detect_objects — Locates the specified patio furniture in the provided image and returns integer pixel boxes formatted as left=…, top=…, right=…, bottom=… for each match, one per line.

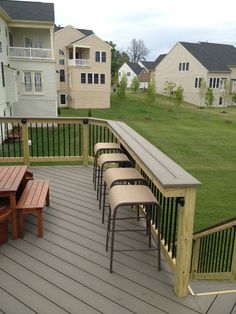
left=0, top=166, right=28, bottom=239
left=96, top=153, right=131, bottom=202
left=106, top=185, right=161, bottom=273
left=0, top=207, right=12, bottom=245
left=93, top=142, right=122, bottom=190
left=101, top=167, right=146, bottom=223
left=17, top=179, right=49, bottom=238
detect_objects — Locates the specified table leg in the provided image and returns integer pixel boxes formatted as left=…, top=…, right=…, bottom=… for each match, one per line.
left=10, top=194, right=18, bottom=240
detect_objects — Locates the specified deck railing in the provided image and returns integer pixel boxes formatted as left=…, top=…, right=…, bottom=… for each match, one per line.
left=191, top=217, right=236, bottom=281
left=0, top=117, right=202, bottom=297
left=9, top=47, right=52, bottom=60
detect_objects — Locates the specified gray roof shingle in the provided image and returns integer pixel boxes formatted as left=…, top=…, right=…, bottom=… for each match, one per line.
left=154, top=54, right=166, bottom=67
left=55, top=25, right=94, bottom=36
left=0, top=0, right=54, bottom=22
left=180, top=41, right=236, bottom=72
left=127, top=62, right=143, bottom=75
left=141, top=61, right=155, bottom=70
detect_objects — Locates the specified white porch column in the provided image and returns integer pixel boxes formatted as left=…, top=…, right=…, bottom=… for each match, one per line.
left=73, top=45, right=76, bottom=65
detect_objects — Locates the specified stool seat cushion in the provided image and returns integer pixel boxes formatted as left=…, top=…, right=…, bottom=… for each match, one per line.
left=109, top=185, right=158, bottom=212
left=94, top=142, right=120, bottom=155
left=104, top=168, right=144, bottom=188
left=98, top=153, right=130, bottom=167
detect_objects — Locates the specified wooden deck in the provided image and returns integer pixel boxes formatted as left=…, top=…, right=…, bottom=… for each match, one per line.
left=0, top=166, right=235, bottom=314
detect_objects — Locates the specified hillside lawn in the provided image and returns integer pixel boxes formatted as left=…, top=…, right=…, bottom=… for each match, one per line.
left=61, top=92, right=236, bottom=231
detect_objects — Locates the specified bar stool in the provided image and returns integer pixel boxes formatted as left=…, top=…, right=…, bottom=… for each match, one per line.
left=96, top=153, right=132, bottom=201
left=106, top=185, right=161, bottom=273
left=101, top=167, right=146, bottom=223
left=93, top=142, right=122, bottom=190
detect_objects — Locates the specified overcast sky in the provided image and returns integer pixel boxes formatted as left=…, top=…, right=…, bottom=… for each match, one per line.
left=33, top=0, right=236, bottom=60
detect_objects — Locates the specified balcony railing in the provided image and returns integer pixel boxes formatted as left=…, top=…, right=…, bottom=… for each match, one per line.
left=9, top=47, right=52, bottom=60
left=2, top=116, right=228, bottom=298
left=68, top=59, right=90, bottom=67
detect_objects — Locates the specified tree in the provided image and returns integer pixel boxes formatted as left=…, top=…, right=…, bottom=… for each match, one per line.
left=198, top=78, right=206, bottom=106
left=164, top=81, right=176, bottom=110
left=131, top=76, right=140, bottom=92
left=106, top=41, right=129, bottom=84
left=232, top=92, right=236, bottom=104
left=145, top=81, right=156, bottom=105
left=174, top=85, right=184, bottom=108
left=127, top=39, right=149, bottom=63
left=205, top=87, right=214, bottom=108
left=117, top=74, right=127, bottom=99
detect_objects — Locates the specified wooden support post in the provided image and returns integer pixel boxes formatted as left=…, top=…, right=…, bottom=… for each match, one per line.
left=21, top=122, right=30, bottom=166
left=231, top=227, right=236, bottom=281
left=190, top=238, right=200, bottom=280
left=175, top=187, right=196, bottom=297
left=83, top=122, right=89, bottom=166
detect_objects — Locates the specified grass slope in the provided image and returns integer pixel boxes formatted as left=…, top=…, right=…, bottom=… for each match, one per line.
left=61, top=92, right=236, bottom=231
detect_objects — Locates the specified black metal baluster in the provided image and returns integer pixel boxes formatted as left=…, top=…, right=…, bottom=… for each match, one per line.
left=206, top=234, right=213, bottom=273
left=221, top=229, right=228, bottom=272
left=73, top=124, right=76, bottom=156
left=47, top=124, right=50, bottom=156
left=30, top=123, right=33, bottom=157
left=52, top=123, right=55, bottom=156
left=210, top=232, right=217, bottom=273
left=63, top=123, right=66, bottom=156
left=172, top=200, right=178, bottom=258
left=18, top=123, right=22, bottom=157
left=12, top=124, right=16, bottom=157
left=213, top=232, right=220, bottom=273
left=58, top=123, right=60, bottom=157
left=225, top=228, right=232, bottom=272
left=41, top=123, right=44, bottom=157
left=35, top=123, right=39, bottom=157
left=6, top=123, right=10, bottom=157
left=168, top=198, right=174, bottom=252
left=228, top=227, right=236, bottom=270
left=79, top=124, right=82, bottom=155
left=68, top=124, right=71, bottom=156
left=0, top=123, right=5, bottom=157
left=161, top=195, right=165, bottom=240
left=197, top=238, right=204, bottom=273
left=164, top=198, right=170, bottom=246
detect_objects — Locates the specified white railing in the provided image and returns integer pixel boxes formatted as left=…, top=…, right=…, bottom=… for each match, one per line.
left=9, top=47, right=52, bottom=60
left=68, top=59, right=90, bottom=67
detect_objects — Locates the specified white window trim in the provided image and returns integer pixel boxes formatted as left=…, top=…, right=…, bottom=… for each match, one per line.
left=22, top=71, right=43, bottom=95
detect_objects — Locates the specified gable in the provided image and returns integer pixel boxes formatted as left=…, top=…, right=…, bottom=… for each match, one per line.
left=70, top=34, right=111, bottom=51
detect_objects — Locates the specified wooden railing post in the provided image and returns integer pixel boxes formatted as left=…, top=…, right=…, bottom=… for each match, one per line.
left=175, top=187, right=196, bottom=297
left=231, top=227, right=236, bottom=281
left=21, top=120, right=30, bottom=166
left=83, top=120, right=89, bottom=166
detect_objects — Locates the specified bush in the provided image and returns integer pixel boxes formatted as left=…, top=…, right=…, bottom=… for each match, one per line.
left=145, top=81, right=156, bottom=105
left=117, top=74, right=127, bottom=99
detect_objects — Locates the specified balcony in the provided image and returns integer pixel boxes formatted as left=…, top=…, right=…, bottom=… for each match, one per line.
left=68, top=58, right=90, bottom=67
left=9, top=47, right=53, bottom=60
left=0, top=117, right=235, bottom=312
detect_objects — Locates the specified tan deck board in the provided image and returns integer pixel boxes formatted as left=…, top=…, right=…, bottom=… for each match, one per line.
left=0, top=166, right=233, bottom=314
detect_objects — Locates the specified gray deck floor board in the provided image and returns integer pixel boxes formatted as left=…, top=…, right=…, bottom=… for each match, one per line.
left=0, top=166, right=234, bottom=314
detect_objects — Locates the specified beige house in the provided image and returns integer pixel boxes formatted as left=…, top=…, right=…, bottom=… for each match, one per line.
left=55, top=25, right=111, bottom=109
left=155, top=42, right=236, bottom=107
left=0, top=0, right=57, bottom=118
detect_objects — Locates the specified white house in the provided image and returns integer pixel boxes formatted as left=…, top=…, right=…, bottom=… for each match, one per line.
left=0, top=0, right=57, bottom=117
left=118, top=62, right=143, bottom=88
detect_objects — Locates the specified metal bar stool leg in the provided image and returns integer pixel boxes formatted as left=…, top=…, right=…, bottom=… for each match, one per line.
left=106, top=205, right=111, bottom=251
left=97, top=166, right=101, bottom=200
left=110, top=209, right=117, bottom=273
left=102, top=182, right=107, bottom=223
left=93, top=153, right=97, bottom=184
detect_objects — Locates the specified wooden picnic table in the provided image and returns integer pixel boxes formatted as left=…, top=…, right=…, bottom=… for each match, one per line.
left=0, top=166, right=28, bottom=239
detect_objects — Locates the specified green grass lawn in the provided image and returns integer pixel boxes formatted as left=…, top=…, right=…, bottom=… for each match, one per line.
left=61, top=92, right=236, bottom=231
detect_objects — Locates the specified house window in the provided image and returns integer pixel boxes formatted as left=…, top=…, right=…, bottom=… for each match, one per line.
left=216, top=78, right=220, bottom=88
left=219, top=97, right=223, bottom=106
left=88, top=73, right=93, bottom=84
left=95, top=51, right=100, bottom=62
left=100, top=74, right=105, bottom=84
left=59, top=49, right=64, bottom=55
left=209, top=78, right=213, bottom=88
left=60, top=69, right=65, bottom=82
left=60, top=94, right=66, bottom=105
left=23, top=71, right=42, bottom=93
left=1, top=62, right=5, bottom=87
left=220, top=78, right=227, bottom=89
left=182, top=63, right=186, bottom=71
left=24, top=71, right=32, bottom=92
left=195, top=77, right=202, bottom=88
left=81, top=73, right=86, bottom=84
left=209, top=77, right=220, bottom=88
left=127, top=72, right=131, bottom=77
left=94, top=73, right=99, bottom=84
left=59, top=59, right=65, bottom=65
left=186, top=62, right=189, bottom=71
left=102, top=52, right=106, bottom=62
left=0, top=42, right=2, bottom=53
left=34, top=72, right=42, bottom=92
left=179, top=63, right=182, bottom=71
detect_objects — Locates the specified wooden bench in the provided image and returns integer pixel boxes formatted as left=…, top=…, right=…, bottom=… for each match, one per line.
left=16, top=179, right=49, bottom=238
